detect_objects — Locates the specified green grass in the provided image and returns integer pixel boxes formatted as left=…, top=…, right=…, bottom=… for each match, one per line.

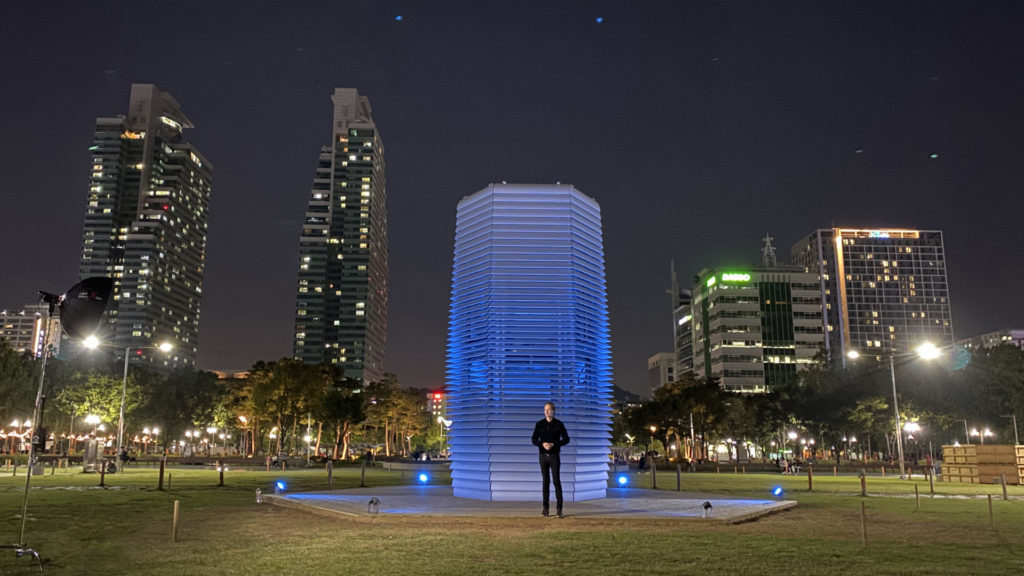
left=1, top=464, right=1022, bottom=575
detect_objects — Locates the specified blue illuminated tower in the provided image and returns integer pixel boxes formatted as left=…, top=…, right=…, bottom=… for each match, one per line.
left=446, top=183, right=613, bottom=501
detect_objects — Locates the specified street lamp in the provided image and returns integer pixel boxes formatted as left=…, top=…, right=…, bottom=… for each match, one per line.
left=84, top=337, right=171, bottom=470
left=848, top=342, right=940, bottom=479
left=970, top=428, right=994, bottom=444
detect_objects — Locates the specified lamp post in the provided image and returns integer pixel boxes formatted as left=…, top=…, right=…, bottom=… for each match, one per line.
left=84, top=337, right=171, bottom=471
left=1001, top=414, right=1019, bottom=445
left=848, top=342, right=940, bottom=480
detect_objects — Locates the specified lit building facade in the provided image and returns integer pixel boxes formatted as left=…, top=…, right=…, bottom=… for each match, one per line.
left=77, top=84, right=211, bottom=367
left=792, top=228, right=954, bottom=360
left=293, top=88, right=388, bottom=383
left=957, top=329, right=1024, bottom=352
left=647, top=352, right=675, bottom=396
left=0, top=304, right=61, bottom=357
left=691, top=267, right=824, bottom=393
left=669, top=261, right=694, bottom=377
left=446, top=183, right=612, bottom=502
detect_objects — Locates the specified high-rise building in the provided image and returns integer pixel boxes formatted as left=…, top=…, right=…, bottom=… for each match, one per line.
left=0, top=304, right=61, bottom=357
left=293, top=88, right=388, bottom=383
left=668, top=261, right=694, bottom=377
left=78, top=84, right=211, bottom=367
left=691, top=266, right=825, bottom=393
left=792, top=228, right=953, bottom=361
left=446, top=183, right=612, bottom=502
left=647, top=352, right=675, bottom=395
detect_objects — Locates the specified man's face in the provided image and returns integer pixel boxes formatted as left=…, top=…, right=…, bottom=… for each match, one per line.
left=544, top=404, right=555, bottom=420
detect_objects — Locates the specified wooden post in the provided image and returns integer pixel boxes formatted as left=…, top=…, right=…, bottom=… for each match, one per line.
left=158, top=456, right=166, bottom=490
left=51, top=460, right=56, bottom=475
left=281, top=460, right=286, bottom=471
left=807, top=465, right=813, bottom=491
left=168, top=473, right=172, bottom=490
left=327, top=460, right=334, bottom=490
left=860, top=502, right=867, bottom=547
left=218, top=460, right=224, bottom=487
left=881, top=466, right=885, bottom=477
left=265, top=456, right=271, bottom=472
left=929, top=470, right=934, bottom=494
left=733, top=466, right=738, bottom=475
left=99, top=459, right=106, bottom=487
left=1001, top=473, right=1008, bottom=501
left=742, top=465, right=745, bottom=474
left=833, top=466, right=837, bottom=477
left=988, top=494, right=994, bottom=528
left=675, top=463, right=681, bottom=492
left=716, top=466, right=720, bottom=475
left=914, top=484, right=920, bottom=510
left=360, top=461, right=366, bottom=487
left=651, top=462, right=657, bottom=490
left=860, top=470, right=867, bottom=497
left=172, top=500, right=180, bottom=542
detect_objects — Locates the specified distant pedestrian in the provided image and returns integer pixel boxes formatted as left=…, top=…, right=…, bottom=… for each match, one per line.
left=531, top=402, right=570, bottom=518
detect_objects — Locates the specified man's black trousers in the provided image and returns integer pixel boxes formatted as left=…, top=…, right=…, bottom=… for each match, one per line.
left=539, top=452, right=563, bottom=512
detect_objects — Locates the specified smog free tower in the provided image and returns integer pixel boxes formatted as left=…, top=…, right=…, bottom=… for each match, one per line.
left=446, top=183, right=612, bottom=501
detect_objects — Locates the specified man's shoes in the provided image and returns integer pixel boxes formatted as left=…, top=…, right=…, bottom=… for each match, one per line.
left=556, top=510, right=564, bottom=518
left=542, top=510, right=549, bottom=517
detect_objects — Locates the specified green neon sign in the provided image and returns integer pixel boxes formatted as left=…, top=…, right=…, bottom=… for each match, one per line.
left=721, top=272, right=751, bottom=282
left=706, top=276, right=716, bottom=287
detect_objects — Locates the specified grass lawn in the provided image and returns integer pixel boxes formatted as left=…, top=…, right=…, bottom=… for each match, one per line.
left=1, top=462, right=1022, bottom=575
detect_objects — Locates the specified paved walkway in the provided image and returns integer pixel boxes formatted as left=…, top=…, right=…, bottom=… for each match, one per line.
left=266, top=485, right=796, bottom=524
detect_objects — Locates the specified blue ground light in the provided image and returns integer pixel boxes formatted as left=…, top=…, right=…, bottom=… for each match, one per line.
left=418, top=473, right=430, bottom=484
left=617, top=475, right=629, bottom=486
left=771, top=485, right=784, bottom=498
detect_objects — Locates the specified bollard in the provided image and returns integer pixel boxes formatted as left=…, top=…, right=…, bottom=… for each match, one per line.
left=914, top=484, right=920, bottom=510
left=218, top=460, right=224, bottom=487
left=929, top=470, right=934, bottom=494
left=651, top=463, right=657, bottom=490
left=716, top=466, right=720, bottom=475
left=360, top=460, right=366, bottom=487
left=327, top=460, right=334, bottom=490
left=860, top=502, right=867, bottom=547
left=1001, top=473, right=1008, bottom=501
left=266, top=456, right=271, bottom=472
left=172, top=500, right=180, bottom=542
left=51, top=460, right=56, bottom=475
left=158, top=456, right=166, bottom=490
left=734, top=466, right=738, bottom=475
left=168, top=473, right=172, bottom=490
left=859, top=469, right=867, bottom=497
left=100, top=459, right=106, bottom=487
left=807, top=465, right=813, bottom=491
left=676, top=463, right=681, bottom=492
left=742, top=465, right=746, bottom=474
left=833, top=466, right=837, bottom=477
left=12, top=464, right=18, bottom=477
left=881, top=466, right=885, bottom=477
left=5, top=459, right=9, bottom=471
left=281, top=460, right=286, bottom=472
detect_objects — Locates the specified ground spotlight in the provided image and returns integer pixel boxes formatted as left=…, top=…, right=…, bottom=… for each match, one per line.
left=771, top=485, right=784, bottom=498
left=616, top=475, right=629, bottom=486
left=418, top=473, right=429, bottom=484
left=275, top=481, right=286, bottom=494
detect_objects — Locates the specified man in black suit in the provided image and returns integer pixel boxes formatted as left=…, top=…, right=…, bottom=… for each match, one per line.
left=531, top=401, right=571, bottom=518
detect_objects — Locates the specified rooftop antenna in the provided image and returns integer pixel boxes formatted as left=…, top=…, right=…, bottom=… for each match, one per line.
left=761, top=233, right=777, bottom=267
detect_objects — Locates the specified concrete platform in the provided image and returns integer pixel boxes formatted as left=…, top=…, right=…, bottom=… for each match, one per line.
left=266, top=485, right=796, bottom=524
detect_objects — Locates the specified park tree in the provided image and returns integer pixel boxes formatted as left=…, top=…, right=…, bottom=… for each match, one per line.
left=0, top=339, right=38, bottom=425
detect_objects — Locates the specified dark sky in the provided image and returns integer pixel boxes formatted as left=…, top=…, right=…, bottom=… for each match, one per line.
left=2, top=2, right=1022, bottom=397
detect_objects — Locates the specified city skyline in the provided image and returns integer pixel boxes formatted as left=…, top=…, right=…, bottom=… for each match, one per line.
left=2, top=3, right=1022, bottom=396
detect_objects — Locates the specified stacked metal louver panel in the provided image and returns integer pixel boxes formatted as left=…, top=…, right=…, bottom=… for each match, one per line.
left=446, top=183, right=613, bottom=501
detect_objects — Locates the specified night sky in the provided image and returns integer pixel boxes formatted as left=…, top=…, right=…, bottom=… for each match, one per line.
left=2, top=2, right=1022, bottom=397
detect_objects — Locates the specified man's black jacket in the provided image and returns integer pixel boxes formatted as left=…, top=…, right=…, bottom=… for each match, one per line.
left=532, top=417, right=570, bottom=454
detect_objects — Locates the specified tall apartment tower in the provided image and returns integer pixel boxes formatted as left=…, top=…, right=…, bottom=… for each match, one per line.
left=792, top=228, right=953, bottom=361
left=78, top=84, right=212, bottom=367
left=293, top=88, right=388, bottom=383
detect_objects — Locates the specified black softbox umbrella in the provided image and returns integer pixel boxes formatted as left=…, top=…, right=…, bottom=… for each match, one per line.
left=55, top=276, right=114, bottom=340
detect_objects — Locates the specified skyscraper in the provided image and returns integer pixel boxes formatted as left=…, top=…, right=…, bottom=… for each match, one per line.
left=446, top=183, right=612, bottom=502
left=293, top=88, right=388, bottom=383
left=792, top=228, right=954, bottom=361
left=78, top=84, right=212, bottom=367
left=691, top=266, right=824, bottom=393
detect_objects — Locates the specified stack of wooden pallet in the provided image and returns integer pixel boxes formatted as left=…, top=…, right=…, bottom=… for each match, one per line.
left=941, top=444, right=1023, bottom=485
